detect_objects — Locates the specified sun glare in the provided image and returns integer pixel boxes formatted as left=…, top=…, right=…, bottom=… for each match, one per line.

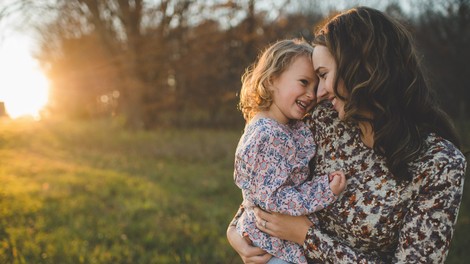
left=0, top=35, right=49, bottom=120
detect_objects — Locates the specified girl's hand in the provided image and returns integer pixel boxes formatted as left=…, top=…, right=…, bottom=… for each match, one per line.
left=226, top=225, right=272, bottom=264
left=329, top=171, right=346, bottom=195
left=254, top=208, right=313, bottom=245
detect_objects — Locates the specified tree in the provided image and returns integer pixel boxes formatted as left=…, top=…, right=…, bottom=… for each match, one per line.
left=3, top=0, right=195, bottom=128
left=414, top=0, right=470, bottom=122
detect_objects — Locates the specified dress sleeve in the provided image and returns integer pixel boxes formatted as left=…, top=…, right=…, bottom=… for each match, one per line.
left=229, top=205, right=245, bottom=227
left=267, top=172, right=336, bottom=216
left=302, top=145, right=466, bottom=264
left=303, top=226, right=386, bottom=263
left=235, top=122, right=336, bottom=216
left=393, top=148, right=466, bottom=263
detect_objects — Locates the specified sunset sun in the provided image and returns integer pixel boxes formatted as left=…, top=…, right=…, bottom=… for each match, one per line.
left=0, top=35, right=49, bottom=120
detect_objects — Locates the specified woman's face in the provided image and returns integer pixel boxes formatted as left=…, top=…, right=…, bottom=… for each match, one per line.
left=312, top=45, right=347, bottom=119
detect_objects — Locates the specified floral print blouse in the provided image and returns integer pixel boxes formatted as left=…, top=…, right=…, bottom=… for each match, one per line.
left=302, top=103, right=466, bottom=263
left=234, top=117, right=336, bottom=264
left=230, top=103, right=466, bottom=264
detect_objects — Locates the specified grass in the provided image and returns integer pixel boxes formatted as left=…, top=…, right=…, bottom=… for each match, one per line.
left=0, top=118, right=244, bottom=264
left=0, top=118, right=468, bottom=263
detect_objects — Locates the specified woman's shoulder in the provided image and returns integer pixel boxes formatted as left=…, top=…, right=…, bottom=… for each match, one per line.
left=422, top=134, right=466, bottom=165
left=413, top=133, right=467, bottom=182
left=304, top=101, right=355, bottom=140
left=304, top=101, right=338, bottom=128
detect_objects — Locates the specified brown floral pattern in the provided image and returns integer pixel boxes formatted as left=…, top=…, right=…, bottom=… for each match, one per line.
left=302, top=102, right=466, bottom=263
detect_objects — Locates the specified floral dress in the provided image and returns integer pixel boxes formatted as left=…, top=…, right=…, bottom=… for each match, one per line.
left=301, top=102, right=466, bottom=263
left=234, top=117, right=336, bottom=264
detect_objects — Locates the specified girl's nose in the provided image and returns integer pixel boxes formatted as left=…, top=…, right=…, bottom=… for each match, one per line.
left=306, top=89, right=314, bottom=99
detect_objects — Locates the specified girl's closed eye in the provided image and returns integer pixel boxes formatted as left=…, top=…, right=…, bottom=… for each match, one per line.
left=300, top=79, right=309, bottom=86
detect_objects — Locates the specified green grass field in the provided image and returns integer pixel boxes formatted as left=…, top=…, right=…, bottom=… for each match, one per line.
left=0, top=119, right=244, bottom=263
left=0, top=118, right=468, bottom=263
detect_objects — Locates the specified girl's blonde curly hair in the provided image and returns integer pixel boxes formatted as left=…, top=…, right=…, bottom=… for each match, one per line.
left=238, top=39, right=314, bottom=122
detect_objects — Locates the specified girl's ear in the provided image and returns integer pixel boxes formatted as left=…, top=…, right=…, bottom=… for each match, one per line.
left=262, top=80, right=271, bottom=92
left=264, top=76, right=276, bottom=91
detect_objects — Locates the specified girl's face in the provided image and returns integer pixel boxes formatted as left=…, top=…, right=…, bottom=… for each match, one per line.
left=313, top=45, right=347, bottom=119
left=268, top=55, right=317, bottom=124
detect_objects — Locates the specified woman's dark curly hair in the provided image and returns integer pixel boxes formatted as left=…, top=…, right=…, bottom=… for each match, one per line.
left=313, top=6, right=461, bottom=181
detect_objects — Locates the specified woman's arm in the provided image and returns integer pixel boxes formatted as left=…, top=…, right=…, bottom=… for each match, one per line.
left=393, top=155, right=466, bottom=263
left=255, top=151, right=466, bottom=263
left=226, top=226, right=272, bottom=264
left=227, top=207, right=272, bottom=264
left=254, top=209, right=386, bottom=263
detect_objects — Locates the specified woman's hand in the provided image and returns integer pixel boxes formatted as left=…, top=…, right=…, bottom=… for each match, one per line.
left=254, top=208, right=313, bottom=245
left=226, top=225, right=272, bottom=264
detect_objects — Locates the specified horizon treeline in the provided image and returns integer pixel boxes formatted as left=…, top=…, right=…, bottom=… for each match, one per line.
left=1, top=0, right=469, bottom=129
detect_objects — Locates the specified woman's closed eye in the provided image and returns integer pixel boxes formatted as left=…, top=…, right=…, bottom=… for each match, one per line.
left=318, top=72, right=327, bottom=79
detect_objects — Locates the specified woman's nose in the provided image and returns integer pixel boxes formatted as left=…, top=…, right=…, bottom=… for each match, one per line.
left=316, top=83, right=327, bottom=101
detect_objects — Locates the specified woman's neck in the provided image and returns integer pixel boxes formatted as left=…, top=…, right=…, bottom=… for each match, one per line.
left=358, top=121, right=374, bottom=148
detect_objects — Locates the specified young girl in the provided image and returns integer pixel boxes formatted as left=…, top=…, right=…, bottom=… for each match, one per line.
left=234, top=39, right=346, bottom=264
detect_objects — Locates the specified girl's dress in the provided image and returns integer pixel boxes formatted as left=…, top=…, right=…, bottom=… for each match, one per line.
left=234, top=117, right=336, bottom=264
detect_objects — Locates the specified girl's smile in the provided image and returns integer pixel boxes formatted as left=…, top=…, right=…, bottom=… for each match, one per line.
left=265, top=55, right=317, bottom=124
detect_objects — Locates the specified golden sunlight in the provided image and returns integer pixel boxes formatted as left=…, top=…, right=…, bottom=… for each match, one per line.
left=0, top=35, right=49, bottom=120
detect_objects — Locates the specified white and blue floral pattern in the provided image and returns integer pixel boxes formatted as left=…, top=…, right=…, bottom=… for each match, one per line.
left=234, top=117, right=336, bottom=264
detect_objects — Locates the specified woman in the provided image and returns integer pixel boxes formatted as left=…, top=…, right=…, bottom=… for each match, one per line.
left=227, top=6, right=466, bottom=263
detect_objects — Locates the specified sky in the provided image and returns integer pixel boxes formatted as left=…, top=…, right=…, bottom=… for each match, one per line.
left=0, top=31, right=49, bottom=119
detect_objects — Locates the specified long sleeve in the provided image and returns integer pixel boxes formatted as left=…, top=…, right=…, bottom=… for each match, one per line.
left=303, top=226, right=385, bottom=263
left=267, top=173, right=335, bottom=215
left=393, top=150, right=466, bottom=263
left=259, top=171, right=335, bottom=216
left=229, top=205, right=245, bottom=227
left=235, top=119, right=336, bottom=216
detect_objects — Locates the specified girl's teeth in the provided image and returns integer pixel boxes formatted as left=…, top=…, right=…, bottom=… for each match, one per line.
left=296, top=100, right=306, bottom=109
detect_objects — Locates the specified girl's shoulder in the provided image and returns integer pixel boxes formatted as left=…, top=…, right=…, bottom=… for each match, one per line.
left=242, top=117, right=292, bottom=145
left=246, top=117, right=287, bottom=135
left=243, top=117, right=314, bottom=148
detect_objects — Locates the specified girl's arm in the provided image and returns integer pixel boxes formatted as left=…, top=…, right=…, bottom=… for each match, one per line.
left=263, top=171, right=340, bottom=215
left=236, top=125, right=337, bottom=216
